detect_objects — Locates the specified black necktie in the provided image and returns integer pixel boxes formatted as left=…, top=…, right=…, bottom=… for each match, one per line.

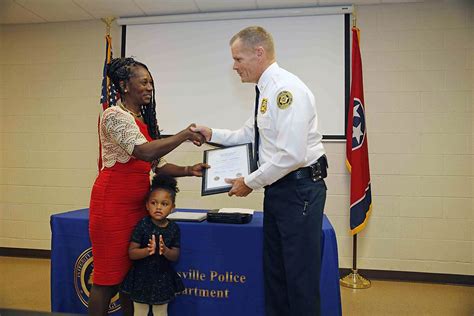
left=253, top=85, right=260, bottom=170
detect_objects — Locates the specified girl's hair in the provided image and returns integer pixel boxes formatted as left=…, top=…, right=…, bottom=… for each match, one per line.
left=107, top=57, right=160, bottom=140
left=149, top=174, right=180, bottom=203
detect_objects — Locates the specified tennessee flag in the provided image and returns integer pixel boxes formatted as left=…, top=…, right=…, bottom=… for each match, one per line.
left=346, top=27, right=372, bottom=235
left=98, top=34, right=118, bottom=170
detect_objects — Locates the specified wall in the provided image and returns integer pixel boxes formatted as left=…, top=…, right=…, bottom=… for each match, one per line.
left=345, top=0, right=473, bottom=275
left=0, top=20, right=121, bottom=249
left=0, top=0, right=473, bottom=276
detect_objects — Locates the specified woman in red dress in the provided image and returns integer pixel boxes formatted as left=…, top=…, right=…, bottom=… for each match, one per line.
left=88, top=57, right=206, bottom=316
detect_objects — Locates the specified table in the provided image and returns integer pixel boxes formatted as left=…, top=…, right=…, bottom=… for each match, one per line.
left=50, top=209, right=341, bottom=316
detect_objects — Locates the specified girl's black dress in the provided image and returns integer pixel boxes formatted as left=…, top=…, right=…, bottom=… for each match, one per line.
left=121, top=216, right=184, bottom=304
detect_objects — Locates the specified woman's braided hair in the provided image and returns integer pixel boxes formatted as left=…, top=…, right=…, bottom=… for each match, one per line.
left=107, top=57, right=160, bottom=140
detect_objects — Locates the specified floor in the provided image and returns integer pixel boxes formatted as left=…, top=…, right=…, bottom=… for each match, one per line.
left=0, top=257, right=473, bottom=315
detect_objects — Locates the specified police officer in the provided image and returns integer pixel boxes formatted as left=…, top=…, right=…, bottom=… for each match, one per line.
left=193, top=26, right=327, bottom=316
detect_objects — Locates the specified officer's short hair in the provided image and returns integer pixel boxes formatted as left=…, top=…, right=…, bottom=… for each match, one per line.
left=230, top=26, right=275, bottom=58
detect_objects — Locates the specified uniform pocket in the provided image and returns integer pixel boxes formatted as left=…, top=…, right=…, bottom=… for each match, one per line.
left=295, top=179, right=326, bottom=216
left=257, top=115, right=271, bottom=130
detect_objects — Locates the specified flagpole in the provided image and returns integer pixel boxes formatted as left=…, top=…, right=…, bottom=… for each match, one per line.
left=340, top=8, right=371, bottom=290
left=97, top=16, right=117, bottom=171
left=101, top=17, right=116, bottom=36
left=340, top=235, right=371, bottom=289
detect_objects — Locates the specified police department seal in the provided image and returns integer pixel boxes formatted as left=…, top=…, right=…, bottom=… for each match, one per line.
left=277, top=91, right=293, bottom=109
left=74, top=247, right=121, bottom=313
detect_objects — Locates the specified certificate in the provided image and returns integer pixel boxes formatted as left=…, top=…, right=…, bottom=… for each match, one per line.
left=201, top=143, right=255, bottom=196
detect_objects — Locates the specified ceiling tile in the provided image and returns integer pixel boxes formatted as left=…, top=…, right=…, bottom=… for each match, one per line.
left=134, top=0, right=200, bottom=15
left=0, top=0, right=430, bottom=25
left=319, top=0, right=380, bottom=4
left=0, top=0, right=46, bottom=24
left=195, top=0, right=257, bottom=12
left=73, top=0, right=145, bottom=19
left=257, top=0, right=318, bottom=10
left=15, top=0, right=94, bottom=22
left=382, top=0, right=423, bottom=3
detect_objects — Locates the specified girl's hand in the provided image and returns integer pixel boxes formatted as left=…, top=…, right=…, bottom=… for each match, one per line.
left=159, top=235, right=168, bottom=255
left=147, top=234, right=156, bottom=256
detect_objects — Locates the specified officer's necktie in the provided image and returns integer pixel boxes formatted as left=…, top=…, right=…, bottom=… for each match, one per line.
left=253, top=85, right=260, bottom=170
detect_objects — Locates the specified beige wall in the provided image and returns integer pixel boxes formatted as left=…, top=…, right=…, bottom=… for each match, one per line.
left=0, top=1, right=473, bottom=276
left=0, top=20, right=122, bottom=249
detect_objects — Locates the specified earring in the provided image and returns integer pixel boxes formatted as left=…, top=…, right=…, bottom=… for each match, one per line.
left=124, top=89, right=128, bottom=93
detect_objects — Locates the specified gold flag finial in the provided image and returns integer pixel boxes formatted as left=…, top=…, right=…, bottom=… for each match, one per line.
left=352, top=6, right=357, bottom=28
left=101, top=17, right=116, bottom=35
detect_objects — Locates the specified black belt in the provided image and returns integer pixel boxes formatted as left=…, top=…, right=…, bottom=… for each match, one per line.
left=282, top=155, right=328, bottom=182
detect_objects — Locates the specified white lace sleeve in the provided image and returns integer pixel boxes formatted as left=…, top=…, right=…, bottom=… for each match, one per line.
left=100, top=107, right=148, bottom=168
left=103, top=109, right=148, bottom=154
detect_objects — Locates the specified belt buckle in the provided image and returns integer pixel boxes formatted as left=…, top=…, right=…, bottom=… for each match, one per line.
left=310, top=163, right=321, bottom=182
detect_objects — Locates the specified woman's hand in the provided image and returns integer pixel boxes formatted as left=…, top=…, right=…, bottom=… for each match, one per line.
left=185, top=124, right=206, bottom=146
left=190, top=125, right=212, bottom=142
left=189, top=163, right=210, bottom=177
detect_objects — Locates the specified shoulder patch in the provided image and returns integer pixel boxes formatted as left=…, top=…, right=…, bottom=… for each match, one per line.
left=277, top=91, right=292, bottom=110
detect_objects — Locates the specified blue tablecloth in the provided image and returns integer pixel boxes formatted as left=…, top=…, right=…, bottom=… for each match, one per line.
left=50, top=209, right=341, bottom=316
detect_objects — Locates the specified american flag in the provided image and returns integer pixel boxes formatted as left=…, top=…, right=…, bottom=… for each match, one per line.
left=100, top=34, right=118, bottom=110
left=98, top=34, right=118, bottom=170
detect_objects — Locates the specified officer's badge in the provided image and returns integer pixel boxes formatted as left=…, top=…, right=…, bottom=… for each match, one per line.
left=277, top=91, right=292, bottom=109
left=260, top=98, right=268, bottom=114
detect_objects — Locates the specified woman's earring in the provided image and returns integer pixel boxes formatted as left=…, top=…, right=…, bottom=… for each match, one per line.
left=124, top=89, right=128, bottom=93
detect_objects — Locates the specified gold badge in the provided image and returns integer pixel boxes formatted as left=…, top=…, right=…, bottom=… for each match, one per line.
left=277, top=91, right=292, bottom=109
left=260, top=98, right=268, bottom=114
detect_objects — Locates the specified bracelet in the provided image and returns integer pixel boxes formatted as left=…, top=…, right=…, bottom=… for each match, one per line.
left=184, top=166, right=190, bottom=175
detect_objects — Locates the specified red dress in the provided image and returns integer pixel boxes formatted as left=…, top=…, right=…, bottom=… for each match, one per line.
left=89, top=111, right=152, bottom=286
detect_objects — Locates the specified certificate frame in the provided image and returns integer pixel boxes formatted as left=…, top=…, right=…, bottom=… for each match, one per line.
left=201, top=143, right=255, bottom=196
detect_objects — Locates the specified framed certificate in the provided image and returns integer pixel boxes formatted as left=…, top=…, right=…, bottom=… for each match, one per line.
left=201, top=143, right=255, bottom=196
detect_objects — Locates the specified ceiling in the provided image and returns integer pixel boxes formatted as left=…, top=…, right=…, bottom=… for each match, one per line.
left=0, top=0, right=423, bottom=25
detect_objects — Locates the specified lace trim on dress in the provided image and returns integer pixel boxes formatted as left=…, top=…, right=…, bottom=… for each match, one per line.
left=100, top=106, right=148, bottom=169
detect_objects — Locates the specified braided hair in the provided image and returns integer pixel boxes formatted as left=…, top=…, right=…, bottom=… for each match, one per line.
left=107, top=57, right=160, bottom=140
left=149, top=174, right=180, bottom=203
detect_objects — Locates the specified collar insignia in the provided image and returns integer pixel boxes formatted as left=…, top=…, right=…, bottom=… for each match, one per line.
left=260, top=98, right=268, bottom=114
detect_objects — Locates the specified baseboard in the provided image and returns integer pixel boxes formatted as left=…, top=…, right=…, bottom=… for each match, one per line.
left=1, top=247, right=472, bottom=286
left=339, top=268, right=474, bottom=286
left=0, top=247, right=51, bottom=259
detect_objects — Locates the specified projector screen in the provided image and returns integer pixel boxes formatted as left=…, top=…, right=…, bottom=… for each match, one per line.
left=123, top=12, right=349, bottom=139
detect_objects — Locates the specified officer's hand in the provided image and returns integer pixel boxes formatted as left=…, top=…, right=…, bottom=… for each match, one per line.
left=190, top=125, right=212, bottom=142
left=226, top=177, right=252, bottom=197
left=185, top=124, right=205, bottom=146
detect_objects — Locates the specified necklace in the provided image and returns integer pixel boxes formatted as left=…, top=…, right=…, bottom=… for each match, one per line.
left=119, top=103, right=142, bottom=118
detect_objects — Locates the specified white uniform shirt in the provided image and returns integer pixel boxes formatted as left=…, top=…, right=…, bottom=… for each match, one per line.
left=211, top=62, right=325, bottom=190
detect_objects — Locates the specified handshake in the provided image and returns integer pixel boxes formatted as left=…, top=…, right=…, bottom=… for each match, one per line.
left=182, top=124, right=252, bottom=197
left=183, top=124, right=212, bottom=147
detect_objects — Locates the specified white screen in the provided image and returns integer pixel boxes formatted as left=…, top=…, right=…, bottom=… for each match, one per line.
left=125, top=14, right=347, bottom=138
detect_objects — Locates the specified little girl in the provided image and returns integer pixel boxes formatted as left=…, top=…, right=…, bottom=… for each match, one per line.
left=121, top=174, right=184, bottom=316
